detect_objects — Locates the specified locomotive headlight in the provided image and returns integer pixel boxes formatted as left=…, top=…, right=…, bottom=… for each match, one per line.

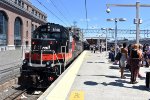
left=46, top=61, right=50, bottom=66
left=46, top=61, right=52, bottom=67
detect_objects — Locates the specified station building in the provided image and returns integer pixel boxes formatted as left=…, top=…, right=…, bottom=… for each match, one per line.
left=0, top=0, right=47, bottom=50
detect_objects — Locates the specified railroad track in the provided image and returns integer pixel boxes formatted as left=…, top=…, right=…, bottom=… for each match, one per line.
left=3, top=87, right=45, bottom=100
left=3, top=89, right=27, bottom=100
left=0, top=65, right=21, bottom=84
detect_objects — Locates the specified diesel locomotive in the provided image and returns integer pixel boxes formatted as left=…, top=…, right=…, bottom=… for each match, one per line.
left=19, top=23, right=83, bottom=88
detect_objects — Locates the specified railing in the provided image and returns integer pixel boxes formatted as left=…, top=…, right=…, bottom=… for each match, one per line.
left=61, top=46, right=67, bottom=70
left=27, top=49, right=63, bottom=75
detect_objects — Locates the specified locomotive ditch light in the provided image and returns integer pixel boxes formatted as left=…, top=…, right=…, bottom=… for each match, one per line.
left=46, top=61, right=51, bottom=66
left=48, top=76, right=54, bottom=81
left=51, top=63, right=55, bottom=67
left=23, top=59, right=28, bottom=65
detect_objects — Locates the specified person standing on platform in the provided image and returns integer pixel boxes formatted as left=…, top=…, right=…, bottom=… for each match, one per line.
left=119, top=43, right=128, bottom=79
left=128, top=44, right=132, bottom=56
left=90, top=45, right=93, bottom=53
left=114, top=44, right=122, bottom=65
left=93, top=45, right=96, bottom=53
left=130, top=44, right=142, bottom=84
left=99, top=44, right=102, bottom=53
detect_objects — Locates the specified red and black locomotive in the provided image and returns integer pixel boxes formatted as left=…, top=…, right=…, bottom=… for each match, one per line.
left=19, top=23, right=83, bottom=88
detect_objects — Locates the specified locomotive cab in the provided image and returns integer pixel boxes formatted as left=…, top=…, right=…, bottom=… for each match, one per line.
left=19, top=23, right=83, bottom=88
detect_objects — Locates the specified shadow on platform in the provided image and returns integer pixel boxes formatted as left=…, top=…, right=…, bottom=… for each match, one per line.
left=109, top=65, right=120, bottom=69
left=81, top=74, right=149, bottom=92
left=87, top=61, right=105, bottom=63
left=84, top=81, right=98, bottom=86
left=100, top=79, right=149, bottom=92
left=77, top=74, right=120, bottom=79
left=83, top=80, right=149, bottom=91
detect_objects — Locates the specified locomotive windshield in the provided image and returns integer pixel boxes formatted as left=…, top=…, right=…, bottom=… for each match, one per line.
left=32, top=32, right=61, bottom=39
left=31, top=23, right=69, bottom=52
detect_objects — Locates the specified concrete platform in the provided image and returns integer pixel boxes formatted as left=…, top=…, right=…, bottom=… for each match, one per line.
left=38, top=50, right=150, bottom=100
left=0, top=49, right=22, bottom=70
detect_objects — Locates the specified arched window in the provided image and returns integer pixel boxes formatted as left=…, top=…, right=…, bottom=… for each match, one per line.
left=0, top=11, right=8, bottom=46
left=14, top=17, right=22, bottom=46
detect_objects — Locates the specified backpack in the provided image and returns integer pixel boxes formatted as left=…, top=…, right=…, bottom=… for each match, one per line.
left=115, top=52, right=122, bottom=60
left=131, top=49, right=139, bottom=58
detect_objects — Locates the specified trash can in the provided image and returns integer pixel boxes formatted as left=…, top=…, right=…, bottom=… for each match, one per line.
left=146, top=72, right=150, bottom=88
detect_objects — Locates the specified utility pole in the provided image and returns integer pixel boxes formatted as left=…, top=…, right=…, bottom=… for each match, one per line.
left=107, top=18, right=126, bottom=57
left=106, top=2, right=150, bottom=44
left=73, top=21, right=77, bottom=34
left=101, top=28, right=114, bottom=52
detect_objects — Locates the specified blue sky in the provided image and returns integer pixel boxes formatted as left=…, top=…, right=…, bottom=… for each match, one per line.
left=30, top=0, right=150, bottom=38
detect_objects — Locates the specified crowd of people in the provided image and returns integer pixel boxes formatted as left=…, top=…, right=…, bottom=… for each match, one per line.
left=109, top=43, right=150, bottom=84
left=90, top=44, right=106, bottom=53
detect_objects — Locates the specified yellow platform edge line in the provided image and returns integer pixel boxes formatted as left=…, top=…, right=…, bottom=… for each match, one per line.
left=38, top=51, right=87, bottom=100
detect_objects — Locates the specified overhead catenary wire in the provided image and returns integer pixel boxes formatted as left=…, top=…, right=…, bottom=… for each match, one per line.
left=85, top=0, right=89, bottom=29
left=46, top=0, right=72, bottom=26
left=59, top=0, right=75, bottom=23
left=35, top=0, right=68, bottom=26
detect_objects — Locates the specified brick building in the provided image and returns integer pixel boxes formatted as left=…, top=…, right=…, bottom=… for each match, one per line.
left=0, top=0, right=47, bottom=50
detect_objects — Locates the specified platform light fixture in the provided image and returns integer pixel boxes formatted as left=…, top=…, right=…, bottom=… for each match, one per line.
left=106, top=2, right=150, bottom=44
left=107, top=18, right=126, bottom=57
left=101, top=28, right=114, bottom=52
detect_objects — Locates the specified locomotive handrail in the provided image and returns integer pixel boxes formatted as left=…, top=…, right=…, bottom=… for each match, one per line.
left=38, top=49, right=61, bottom=73
left=29, top=50, right=32, bottom=66
left=61, top=46, right=67, bottom=69
left=61, top=46, right=66, bottom=61
left=40, top=50, right=43, bottom=66
left=53, top=50, right=62, bottom=75
left=64, top=46, right=66, bottom=69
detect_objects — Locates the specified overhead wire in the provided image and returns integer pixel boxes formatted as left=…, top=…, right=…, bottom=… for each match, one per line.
left=59, top=0, right=75, bottom=23
left=46, top=0, right=72, bottom=26
left=35, top=0, right=68, bottom=26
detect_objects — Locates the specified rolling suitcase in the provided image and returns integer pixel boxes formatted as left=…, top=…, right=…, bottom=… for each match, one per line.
left=146, top=72, right=150, bottom=88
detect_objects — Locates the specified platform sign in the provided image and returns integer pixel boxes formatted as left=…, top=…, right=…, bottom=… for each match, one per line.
left=69, top=91, right=84, bottom=100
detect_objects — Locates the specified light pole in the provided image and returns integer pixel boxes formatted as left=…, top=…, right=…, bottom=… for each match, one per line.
left=96, top=34, right=103, bottom=53
left=107, top=18, right=126, bottom=57
left=101, top=28, right=113, bottom=52
left=106, top=1, right=150, bottom=44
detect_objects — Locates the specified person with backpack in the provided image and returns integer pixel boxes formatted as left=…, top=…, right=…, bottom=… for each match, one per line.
left=120, top=43, right=128, bottom=79
left=130, top=44, right=142, bottom=84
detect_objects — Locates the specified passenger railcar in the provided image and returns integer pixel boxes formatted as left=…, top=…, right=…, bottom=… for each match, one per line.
left=19, top=23, right=83, bottom=88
